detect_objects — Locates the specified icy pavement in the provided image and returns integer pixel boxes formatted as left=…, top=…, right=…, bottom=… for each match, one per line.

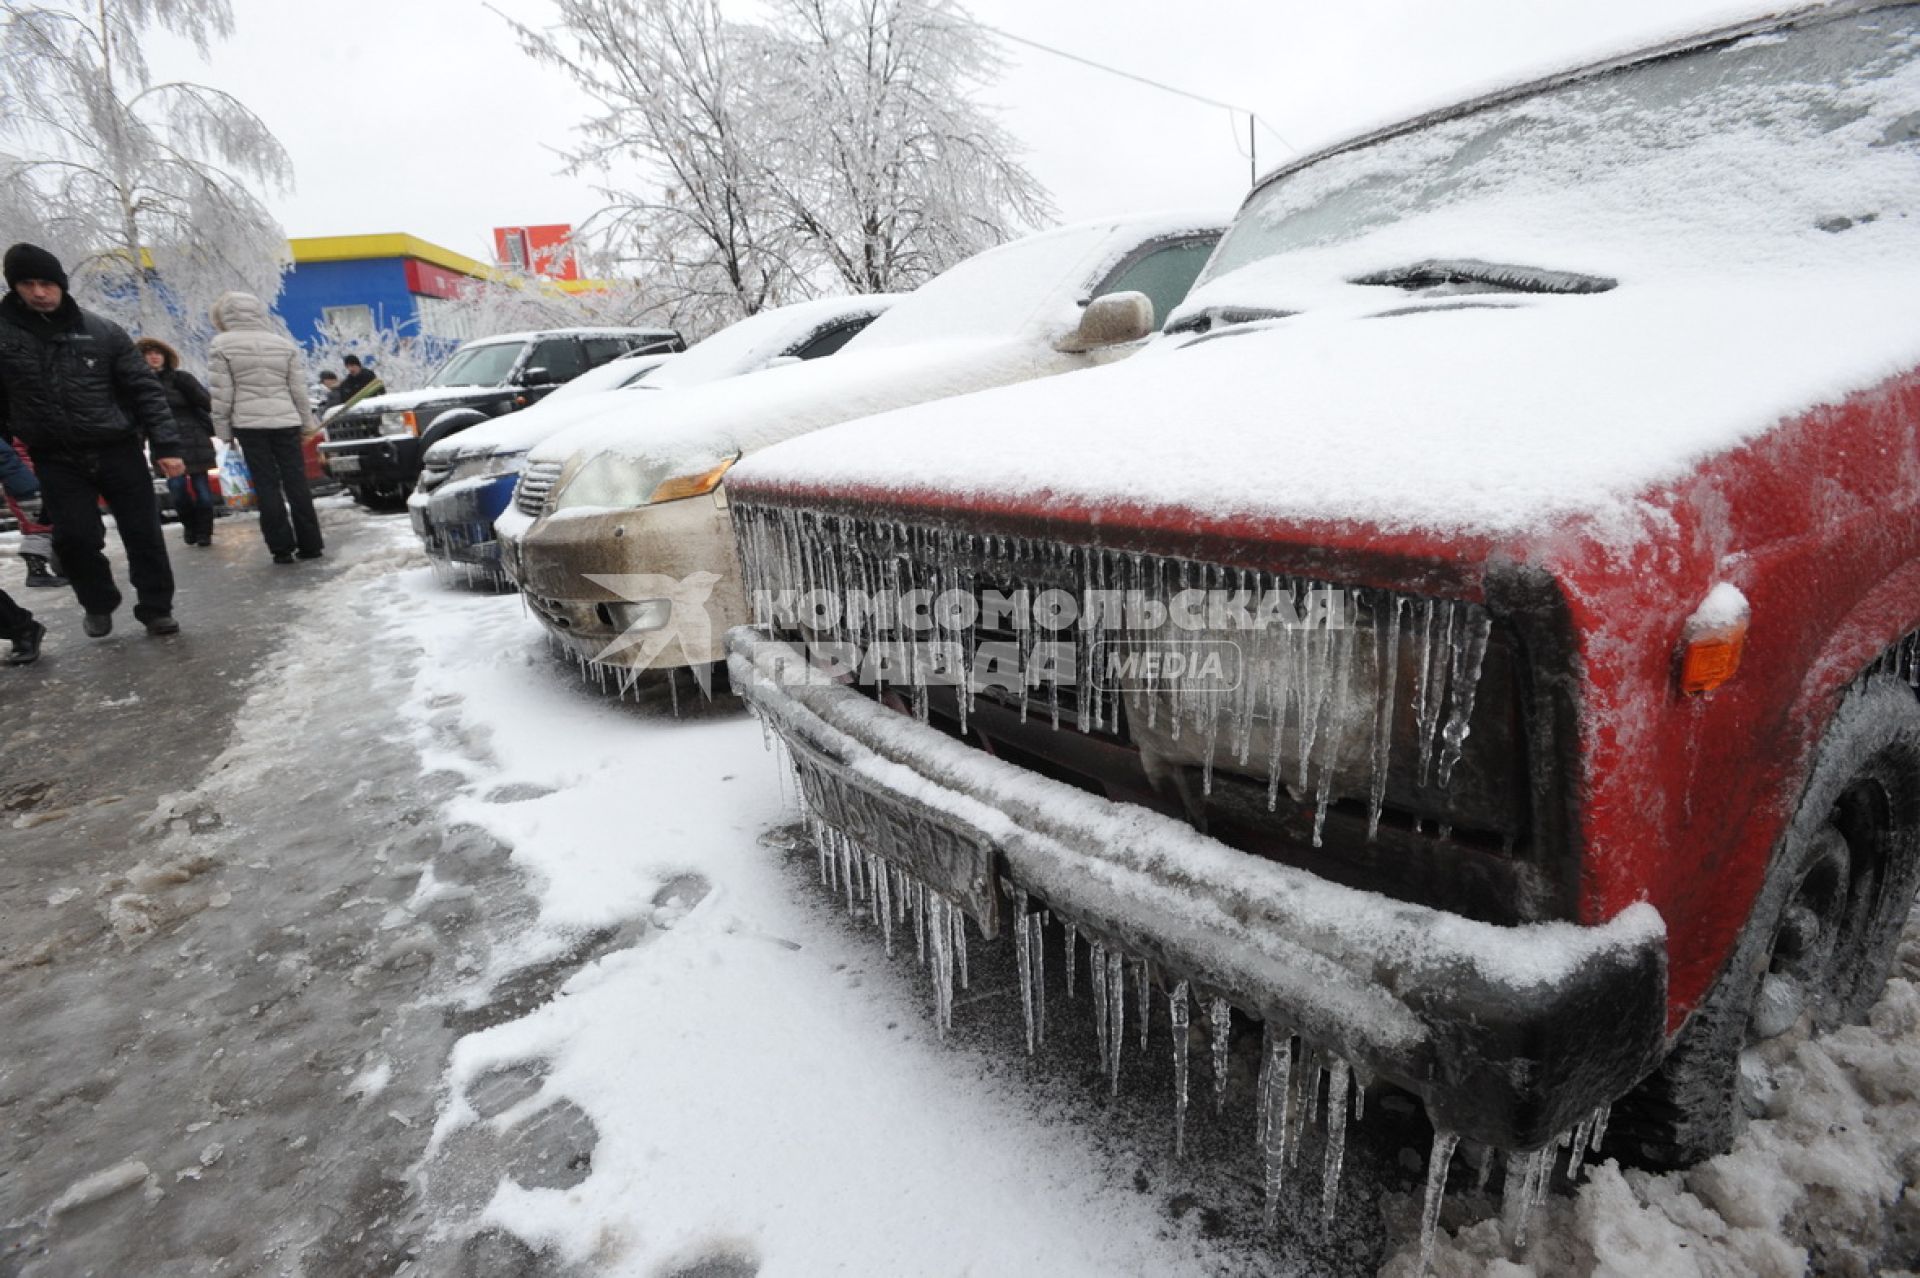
left=4, top=507, right=1918, bottom=1275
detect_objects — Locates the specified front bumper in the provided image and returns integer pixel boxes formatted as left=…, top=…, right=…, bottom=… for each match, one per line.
left=320, top=435, right=420, bottom=487
left=727, top=628, right=1669, bottom=1152
left=413, top=474, right=516, bottom=568
left=510, top=494, right=751, bottom=669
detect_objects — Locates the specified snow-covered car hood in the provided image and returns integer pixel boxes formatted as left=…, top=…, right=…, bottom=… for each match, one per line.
left=520, top=211, right=1230, bottom=499
left=426, top=387, right=653, bottom=466
left=338, top=385, right=501, bottom=417
left=730, top=265, right=1920, bottom=548
left=526, top=337, right=1080, bottom=487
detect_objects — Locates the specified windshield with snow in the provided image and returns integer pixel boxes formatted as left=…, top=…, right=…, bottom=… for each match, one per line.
left=1197, top=7, right=1920, bottom=296
left=428, top=341, right=528, bottom=388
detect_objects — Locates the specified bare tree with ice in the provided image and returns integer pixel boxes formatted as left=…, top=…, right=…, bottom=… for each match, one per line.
left=505, top=0, right=808, bottom=338
left=762, top=0, right=1054, bottom=294
left=506, top=0, right=1051, bottom=332
left=0, top=0, right=292, bottom=357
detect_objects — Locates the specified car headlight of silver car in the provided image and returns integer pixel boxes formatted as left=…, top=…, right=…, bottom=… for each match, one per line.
left=448, top=454, right=525, bottom=484
left=551, top=451, right=737, bottom=512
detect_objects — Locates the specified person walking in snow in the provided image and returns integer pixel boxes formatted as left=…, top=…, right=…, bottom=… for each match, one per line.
left=206, top=292, right=325, bottom=564
left=0, top=435, right=66, bottom=587
left=0, top=243, right=183, bottom=638
left=137, top=338, right=220, bottom=548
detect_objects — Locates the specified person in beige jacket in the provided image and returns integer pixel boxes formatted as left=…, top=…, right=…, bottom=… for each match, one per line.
left=208, top=291, right=324, bottom=563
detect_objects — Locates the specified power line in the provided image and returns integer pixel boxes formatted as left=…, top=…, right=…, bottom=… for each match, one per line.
left=963, top=17, right=1297, bottom=185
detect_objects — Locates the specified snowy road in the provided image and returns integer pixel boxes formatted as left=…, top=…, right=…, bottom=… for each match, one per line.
left=3, top=506, right=1916, bottom=1276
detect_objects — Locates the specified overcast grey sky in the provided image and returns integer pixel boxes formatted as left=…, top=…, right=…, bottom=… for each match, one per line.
left=148, top=0, right=1767, bottom=267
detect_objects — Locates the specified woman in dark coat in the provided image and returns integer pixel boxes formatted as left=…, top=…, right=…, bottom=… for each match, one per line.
left=137, top=337, right=219, bottom=546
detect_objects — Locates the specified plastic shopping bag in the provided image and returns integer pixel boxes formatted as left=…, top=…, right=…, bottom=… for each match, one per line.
left=220, top=444, right=256, bottom=510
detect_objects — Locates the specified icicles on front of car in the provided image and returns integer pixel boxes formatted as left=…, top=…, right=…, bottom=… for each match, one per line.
left=733, top=502, right=1534, bottom=922
left=780, top=783, right=1615, bottom=1268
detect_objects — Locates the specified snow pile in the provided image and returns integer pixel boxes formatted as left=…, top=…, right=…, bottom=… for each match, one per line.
left=1385, top=924, right=1920, bottom=1276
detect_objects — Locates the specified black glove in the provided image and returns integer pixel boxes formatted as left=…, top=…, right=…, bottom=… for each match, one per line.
left=18, top=494, right=44, bottom=525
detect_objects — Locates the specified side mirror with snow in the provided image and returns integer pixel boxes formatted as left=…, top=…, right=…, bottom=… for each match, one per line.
left=1056, top=290, right=1155, bottom=354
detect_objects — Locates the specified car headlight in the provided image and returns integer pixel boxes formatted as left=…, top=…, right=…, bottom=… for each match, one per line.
left=378, top=411, right=418, bottom=437
left=552, top=452, right=737, bottom=512
left=448, top=454, right=525, bottom=484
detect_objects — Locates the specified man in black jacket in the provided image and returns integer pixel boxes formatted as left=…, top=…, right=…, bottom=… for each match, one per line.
left=0, top=244, right=184, bottom=637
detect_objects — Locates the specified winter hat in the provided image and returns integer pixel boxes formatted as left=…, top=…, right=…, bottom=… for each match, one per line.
left=4, top=243, right=68, bottom=293
left=136, top=337, right=181, bottom=370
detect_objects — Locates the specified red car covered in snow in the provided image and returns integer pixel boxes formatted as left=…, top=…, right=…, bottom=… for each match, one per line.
left=722, top=0, right=1920, bottom=1233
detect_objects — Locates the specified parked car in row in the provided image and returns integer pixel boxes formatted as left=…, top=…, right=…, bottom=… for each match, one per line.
left=498, top=212, right=1226, bottom=679
left=411, top=295, right=896, bottom=585
left=722, top=0, right=1920, bottom=1239
left=321, top=325, right=683, bottom=508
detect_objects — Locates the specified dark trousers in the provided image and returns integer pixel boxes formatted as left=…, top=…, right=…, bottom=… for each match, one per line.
left=169, top=471, right=216, bottom=543
left=236, top=431, right=322, bottom=557
left=0, top=585, right=31, bottom=639
left=37, top=443, right=175, bottom=621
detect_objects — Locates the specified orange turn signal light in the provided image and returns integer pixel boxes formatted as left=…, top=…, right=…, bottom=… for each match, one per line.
left=1679, top=584, right=1750, bottom=696
left=1681, top=623, right=1747, bottom=695
left=401, top=410, right=419, bottom=435
left=650, top=457, right=736, bottom=504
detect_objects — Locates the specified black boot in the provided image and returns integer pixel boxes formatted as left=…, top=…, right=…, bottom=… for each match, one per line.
left=22, top=554, right=67, bottom=588
left=7, top=618, right=45, bottom=665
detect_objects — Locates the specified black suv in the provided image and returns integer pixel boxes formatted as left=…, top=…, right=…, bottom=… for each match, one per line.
left=319, top=326, right=683, bottom=507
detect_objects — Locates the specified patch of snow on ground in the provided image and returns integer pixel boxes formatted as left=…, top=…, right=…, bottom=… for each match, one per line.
left=382, top=570, right=1243, bottom=1274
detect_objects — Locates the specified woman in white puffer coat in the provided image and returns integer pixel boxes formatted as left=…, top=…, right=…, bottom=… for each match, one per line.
left=208, top=291, right=325, bottom=564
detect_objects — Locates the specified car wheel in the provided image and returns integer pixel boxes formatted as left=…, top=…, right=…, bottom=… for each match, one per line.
left=1607, top=674, right=1920, bottom=1169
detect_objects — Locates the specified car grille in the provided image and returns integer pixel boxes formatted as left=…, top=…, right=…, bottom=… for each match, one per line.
left=325, top=417, right=380, bottom=442
left=733, top=502, right=1553, bottom=924
left=515, top=462, right=563, bottom=517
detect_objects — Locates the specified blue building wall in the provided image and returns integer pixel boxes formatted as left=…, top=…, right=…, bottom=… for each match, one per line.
left=277, top=257, right=420, bottom=348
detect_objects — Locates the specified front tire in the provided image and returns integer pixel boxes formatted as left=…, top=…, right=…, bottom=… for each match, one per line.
left=1609, top=675, right=1920, bottom=1169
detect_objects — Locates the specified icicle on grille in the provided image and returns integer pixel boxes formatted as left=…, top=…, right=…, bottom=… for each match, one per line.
left=732, top=505, right=1504, bottom=846
left=1170, top=981, right=1191, bottom=1158
left=1209, top=997, right=1232, bottom=1112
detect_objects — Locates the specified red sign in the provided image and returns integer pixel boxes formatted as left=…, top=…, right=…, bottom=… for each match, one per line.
left=493, top=224, right=579, bottom=280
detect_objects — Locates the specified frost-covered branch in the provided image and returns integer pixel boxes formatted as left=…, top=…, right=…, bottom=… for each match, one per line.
left=0, top=0, right=290, bottom=362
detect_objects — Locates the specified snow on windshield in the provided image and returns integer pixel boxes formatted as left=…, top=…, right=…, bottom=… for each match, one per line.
left=1184, top=9, right=1920, bottom=315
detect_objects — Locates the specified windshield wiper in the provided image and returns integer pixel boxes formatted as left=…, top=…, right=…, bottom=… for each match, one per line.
left=1352, top=258, right=1616, bottom=296
left=1165, top=305, right=1293, bottom=337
